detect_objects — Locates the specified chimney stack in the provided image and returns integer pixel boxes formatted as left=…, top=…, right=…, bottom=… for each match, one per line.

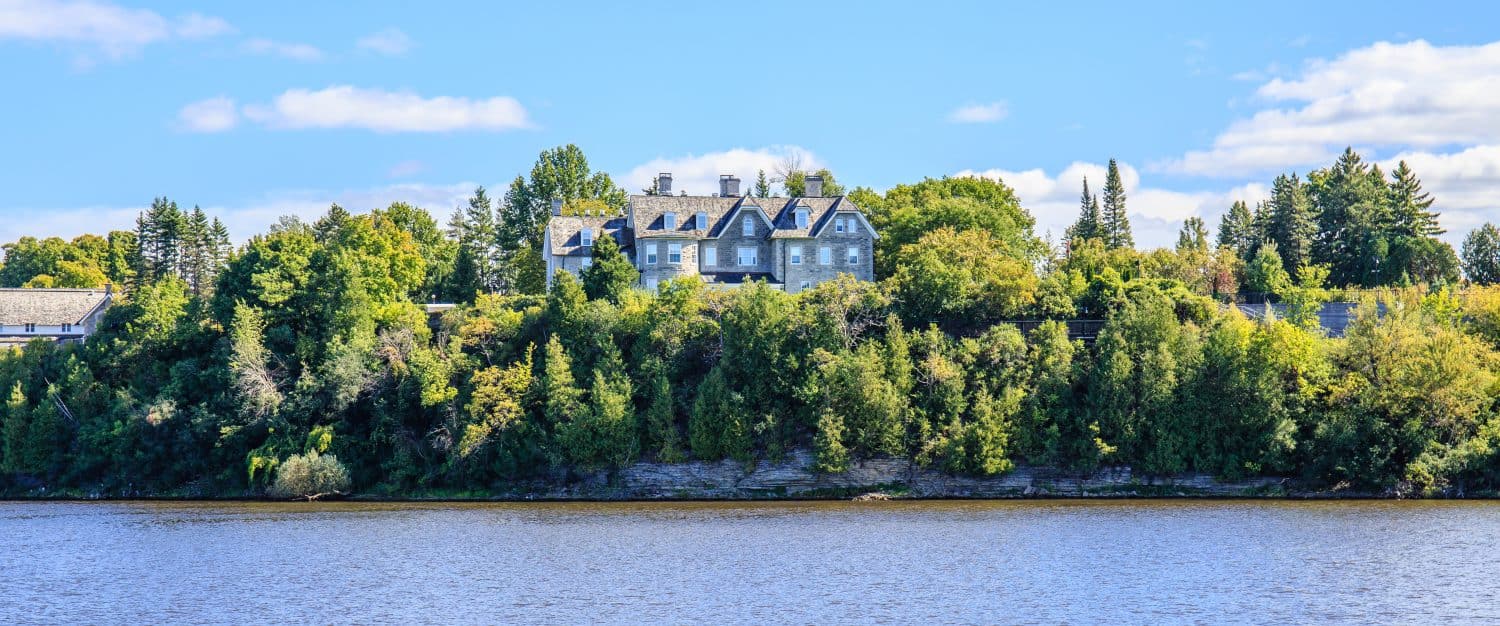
left=805, top=175, right=824, bottom=198
left=719, top=174, right=741, bottom=197
left=551, top=199, right=563, bottom=216
left=657, top=172, right=673, bottom=196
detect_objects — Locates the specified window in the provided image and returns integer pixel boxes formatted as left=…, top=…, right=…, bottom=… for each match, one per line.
left=835, top=217, right=846, bottom=233
left=663, top=213, right=677, bottom=230
left=697, top=211, right=708, bottom=229
left=580, top=228, right=593, bottom=247
left=703, top=246, right=717, bottom=267
left=800, top=281, right=812, bottom=291
left=742, top=216, right=755, bottom=236
left=795, top=209, right=809, bottom=229
left=789, top=245, right=803, bottom=265
left=25, top=323, right=36, bottom=333
left=668, top=243, right=682, bottom=264
left=737, top=246, right=758, bottom=266
left=847, top=246, right=860, bottom=265
left=581, top=258, right=593, bottom=269
left=819, top=246, right=832, bottom=265
left=645, top=278, right=659, bottom=291
left=646, top=243, right=658, bottom=265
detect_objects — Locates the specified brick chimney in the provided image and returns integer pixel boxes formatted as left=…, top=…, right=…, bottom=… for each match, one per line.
left=657, top=173, right=673, bottom=196
left=805, top=175, right=824, bottom=198
left=719, top=174, right=741, bottom=197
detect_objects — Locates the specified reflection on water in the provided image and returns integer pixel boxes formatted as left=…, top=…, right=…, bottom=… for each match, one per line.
left=2, top=500, right=1498, bottom=624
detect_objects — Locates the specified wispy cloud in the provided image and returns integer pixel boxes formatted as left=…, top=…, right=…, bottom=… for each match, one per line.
left=618, top=146, right=821, bottom=197
left=225, top=86, right=532, bottom=133
left=241, top=37, right=323, bottom=62
left=387, top=160, right=425, bottom=178
left=0, top=0, right=231, bottom=60
left=947, top=101, right=1009, bottom=124
left=176, top=96, right=238, bottom=132
left=357, top=28, right=412, bottom=56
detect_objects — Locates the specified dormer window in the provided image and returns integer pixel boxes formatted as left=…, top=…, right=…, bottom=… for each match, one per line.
left=580, top=228, right=593, bottom=247
left=835, top=217, right=847, bottom=233
left=663, top=213, right=677, bottom=230
left=742, top=216, right=754, bottom=236
left=795, top=208, right=809, bottom=229
left=697, top=211, right=708, bottom=229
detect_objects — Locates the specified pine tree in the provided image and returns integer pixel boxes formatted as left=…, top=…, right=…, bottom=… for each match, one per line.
left=580, top=231, right=637, bottom=303
left=181, top=206, right=214, bottom=296
left=1388, top=160, right=1442, bottom=237
left=461, top=186, right=499, bottom=292
left=541, top=336, right=583, bottom=428
left=134, top=197, right=185, bottom=286
left=643, top=370, right=684, bottom=462
left=1066, top=177, right=1102, bottom=243
left=1101, top=159, right=1133, bottom=249
left=1217, top=200, right=1255, bottom=258
left=1, top=382, right=29, bottom=474
left=754, top=170, right=771, bottom=198
left=1265, top=173, right=1316, bottom=277
left=1463, top=223, right=1500, bottom=285
left=1176, top=217, right=1209, bottom=253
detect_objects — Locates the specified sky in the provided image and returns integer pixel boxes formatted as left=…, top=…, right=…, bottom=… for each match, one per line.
left=3, top=0, right=1500, bottom=249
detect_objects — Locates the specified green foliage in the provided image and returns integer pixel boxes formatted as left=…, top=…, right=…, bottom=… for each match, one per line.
left=866, top=176, right=1040, bottom=278
left=1101, top=159, right=1133, bottom=249
left=580, top=232, right=637, bottom=304
left=1462, top=224, right=1500, bottom=285
left=1245, top=243, right=1291, bottom=294
left=890, top=228, right=1038, bottom=327
left=269, top=450, right=351, bottom=499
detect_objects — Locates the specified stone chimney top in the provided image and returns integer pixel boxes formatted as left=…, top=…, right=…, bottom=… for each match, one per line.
left=551, top=198, right=563, bottom=216
left=719, top=174, right=741, bottom=198
left=805, top=175, right=824, bottom=198
left=657, top=173, right=673, bottom=196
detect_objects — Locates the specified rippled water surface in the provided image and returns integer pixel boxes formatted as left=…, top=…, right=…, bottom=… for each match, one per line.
left=2, top=500, right=1498, bottom=624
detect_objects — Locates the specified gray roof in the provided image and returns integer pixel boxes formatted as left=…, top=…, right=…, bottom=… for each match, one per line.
left=629, top=195, right=861, bottom=240
left=0, top=288, right=112, bottom=325
left=546, top=215, right=632, bottom=257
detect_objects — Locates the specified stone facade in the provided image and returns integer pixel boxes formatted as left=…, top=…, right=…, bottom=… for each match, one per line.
left=544, top=172, right=877, bottom=293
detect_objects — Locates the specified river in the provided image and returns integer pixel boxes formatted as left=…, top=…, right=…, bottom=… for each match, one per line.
left=1, top=500, right=1496, bottom=624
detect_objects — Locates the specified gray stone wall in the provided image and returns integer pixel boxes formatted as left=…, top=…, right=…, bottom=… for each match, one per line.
left=638, top=238, right=699, bottom=286
left=712, top=212, right=773, bottom=275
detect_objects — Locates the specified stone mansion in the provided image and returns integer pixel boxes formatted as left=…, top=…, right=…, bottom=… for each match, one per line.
left=544, top=173, right=877, bottom=293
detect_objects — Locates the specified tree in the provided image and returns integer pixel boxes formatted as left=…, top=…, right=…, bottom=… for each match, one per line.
left=1245, top=243, right=1292, bottom=295
left=540, top=335, right=584, bottom=429
left=642, top=370, right=684, bottom=462
left=269, top=450, right=351, bottom=500
left=497, top=144, right=627, bottom=255
left=869, top=176, right=1040, bottom=278
left=688, top=366, right=750, bottom=461
left=1101, top=159, right=1133, bottom=249
left=1176, top=217, right=1210, bottom=253
left=782, top=168, right=846, bottom=197
left=1388, top=160, right=1442, bottom=237
left=1066, top=177, right=1103, bottom=243
left=1463, top=224, right=1500, bottom=285
left=890, top=228, right=1039, bottom=327
left=1265, top=173, right=1316, bottom=277
left=229, top=302, right=282, bottom=420
left=580, top=232, right=636, bottom=303
left=754, top=170, right=771, bottom=198
left=1217, top=200, right=1257, bottom=259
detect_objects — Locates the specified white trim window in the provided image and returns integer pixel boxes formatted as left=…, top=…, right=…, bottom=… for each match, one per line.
left=799, top=281, right=812, bottom=291
left=697, top=211, right=709, bottom=229
left=645, top=278, right=659, bottom=291
left=819, top=246, right=832, bottom=265
left=795, top=208, right=809, bottom=229
left=737, top=246, right=758, bottom=266
left=835, top=217, right=846, bottom=233
left=847, top=246, right=860, bottom=265
left=703, top=246, right=717, bottom=267
left=646, top=243, right=658, bottom=265
left=25, top=323, right=36, bottom=333
left=663, top=213, right=677, bottom=230
left=581, top=257, right=593, bottom=269
left=668, top=243, right=682, bottom=264
left=742, top=216, right=755, bottom=236
left=580, top=228, right=593, bottom=247
left=789, top=245, right=803, bottom=265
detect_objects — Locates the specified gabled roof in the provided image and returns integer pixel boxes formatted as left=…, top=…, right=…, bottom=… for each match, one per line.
left=628, top=195, right=741, bottom=239
left=767, top=197, right=841, bottom=239
left=546, top=215, right=631, bottom=257
left=0, top=288, right=112, bottom=325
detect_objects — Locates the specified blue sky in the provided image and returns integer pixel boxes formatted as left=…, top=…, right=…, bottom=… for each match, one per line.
left=4, top=0, right=1500, bottom=248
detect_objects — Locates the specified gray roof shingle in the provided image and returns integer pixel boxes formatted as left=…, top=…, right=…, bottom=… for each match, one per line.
left=547, top=215, right=632, bottom=257
left=0, top=288, right=111, bottom=325
left=628, top=195, right=861, bottom=240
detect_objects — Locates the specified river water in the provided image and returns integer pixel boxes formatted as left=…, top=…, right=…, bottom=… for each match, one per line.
left=1, top=500, right=1497, bottom=624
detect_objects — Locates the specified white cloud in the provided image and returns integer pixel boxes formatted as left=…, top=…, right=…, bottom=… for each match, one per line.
left=955, top=161, right=1268, bottom=248
left=176, top=96, right=238, bottom=132
left=947, top=101, right=1009, bottom=124
left=618, top=146, right=821, bottom=197
left=1160, top=39, right=1500, bottom=177
left=0, top=182, right=485, bottom=246
left=241, top=37, right=324, bottom=62
left=1378, top=145, right=1500, bottom=241
left=387, top=160, right=425, bottom=178
left=357, top=28, right=412, bottom=56
left=239, top=86, right=531, bottom=132
left=0, top=0, right=230, bottom=59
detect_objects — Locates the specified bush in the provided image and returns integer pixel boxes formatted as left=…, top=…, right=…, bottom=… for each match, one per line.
left=269, top=451, right=351, bottom=500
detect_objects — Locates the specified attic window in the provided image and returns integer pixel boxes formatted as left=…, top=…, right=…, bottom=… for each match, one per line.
left=742, top=216, right=754, bottom=237
left=835, top=217, right=847, bottom=233
left=581, top=228, right=594, bottom=247
left=697, top=211, right=708, bottom=229
left=795, top=209, right=809, bottom=229
left=663, top=213, right=677, bottom=230
left=25, top=323, right=36, bottom=333
left=62, top=323, right=73, bottom=332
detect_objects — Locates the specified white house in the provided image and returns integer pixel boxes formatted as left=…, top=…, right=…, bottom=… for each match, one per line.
left=0, top=285, right=114, bottom=347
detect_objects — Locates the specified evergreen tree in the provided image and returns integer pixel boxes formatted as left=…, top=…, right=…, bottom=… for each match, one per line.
left=134, top=197, right=186, bottom=286
left=1176, top=217, right=1210, bottom=253
left=1217, top=200, right=1255, bottom=257
left=540, top=335, right=583, bottom=430
left=754, top=170, right=771, bottom=198
left=1066, top=177, right=1102, bottom=243
left=1265, top=174, right=1316, bottom=278
left=1100, top=159, right=1133, bottom=249
left=498, top=145, right=627, bottom=273
left=181, top=206, right=214, bottom=296
left=1462, top=223, right=1500, bottom=285
left=642, top=370, right=684, bottom=462
left=1310, top=147, right=1388, bottom=285
left=1388, top=160, right=1443, bottom=237
left=580, top=232, right=637, bottom=303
